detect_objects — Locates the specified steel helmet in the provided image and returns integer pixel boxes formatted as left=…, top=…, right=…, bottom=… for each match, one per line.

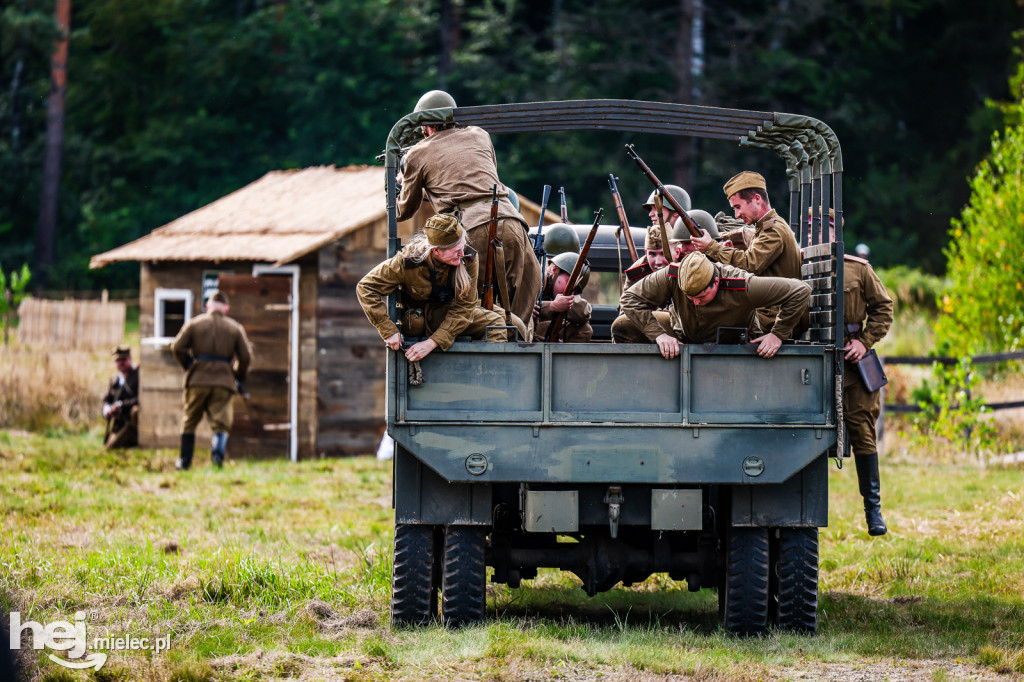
left=542, top=223, right=580, bottom=256
left=642, top=184, right=691, bottom=213
left=413, top=90, right=457, bottom=112
left=506, top=187, right=520, bottom=212
left=671, top=209, right=719, bottom=241
left=551, top=251, right=591, bottom=293
left=855, top=243, right=870, bottom=258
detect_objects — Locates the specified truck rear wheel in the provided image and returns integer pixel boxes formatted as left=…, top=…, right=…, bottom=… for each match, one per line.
left=391, top=523, right=438, bottom=626
left=772, top=527, right=818, bottom=633
left=441, top=525, right=487, bottom=628
left=720, top=527, right=769, bottom=636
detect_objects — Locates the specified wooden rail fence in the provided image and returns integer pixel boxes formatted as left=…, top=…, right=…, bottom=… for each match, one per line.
left=17, top=297, right=126, bottom=349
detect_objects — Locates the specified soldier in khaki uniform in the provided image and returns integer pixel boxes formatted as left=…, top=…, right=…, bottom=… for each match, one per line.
left=611, top=228, right=676, bottom=343
left=843, top=252, right=894, bottom=536
left=535, top=252, right=593, bottom=343
left=396, top=91, right=541, bottom=333
left=171, top=290, right=253, bottom=470
left=101, top=345, right=140, bottom=449
left=358, top=213, right=519, bottom=362
left=619, top=252, right=810, bottom=360
left=692, top=172, right=803, bottom=333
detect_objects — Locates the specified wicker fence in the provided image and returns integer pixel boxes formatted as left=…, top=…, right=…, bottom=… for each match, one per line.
left=17, top=297, right=126, bottom=349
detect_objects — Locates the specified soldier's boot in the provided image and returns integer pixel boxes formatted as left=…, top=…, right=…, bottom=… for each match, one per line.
left=855, top=452, right=887, bottom=536
left=176, top=433, right=195, bottom=471
left=211, top=432, right=228, bottom=469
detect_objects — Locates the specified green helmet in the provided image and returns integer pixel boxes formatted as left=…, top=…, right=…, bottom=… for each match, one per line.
left=506, top=187, right=520, bottom=212
left=671, top=209, right=719, bottom=242
left=542, top=223, right=580, bottom=256
left=642, top=184, right=691, bottom=213
left=551, top=251, right=591, bottom=293
left=414, top=90, right=457, bottom=112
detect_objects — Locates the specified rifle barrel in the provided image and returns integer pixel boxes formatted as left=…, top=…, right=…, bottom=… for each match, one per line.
left=625, top=144, right=701, bottom=238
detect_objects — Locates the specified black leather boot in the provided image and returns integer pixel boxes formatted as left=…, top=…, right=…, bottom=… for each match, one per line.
left=211, top=432, right=228, bottom=469
left=855, top=452, right=887, bottom=536
left=176, top=433, right=195, bottom=471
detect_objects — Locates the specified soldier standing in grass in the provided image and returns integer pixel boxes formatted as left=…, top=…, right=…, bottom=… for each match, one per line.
left=171, top=290, right=252, bottom=470
left=842, top=250, right=894, bottom=536
left=396, top=90, right=541, bottom=336
left=101, top=345, right=139, bottom=449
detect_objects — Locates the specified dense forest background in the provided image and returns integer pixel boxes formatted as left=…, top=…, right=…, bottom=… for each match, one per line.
left=1, top=0, right=1021, bottom=291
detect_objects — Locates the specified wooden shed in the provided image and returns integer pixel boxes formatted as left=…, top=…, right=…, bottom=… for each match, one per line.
left=90, top=165, right=555, bottom=459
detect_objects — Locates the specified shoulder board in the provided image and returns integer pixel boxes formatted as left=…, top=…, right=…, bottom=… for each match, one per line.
left=403, top=257, right=427, bottom=268
left=844, top=254, right=869, bottom=265
left=718, top=277, right=747, bottom=291
left=667, top=262, right=680, bottom=279
left=626, top=261, right=654, bottom=282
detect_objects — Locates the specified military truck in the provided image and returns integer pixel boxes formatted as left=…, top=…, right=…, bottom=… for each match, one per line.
left=381, top=100, right=846, bottom=635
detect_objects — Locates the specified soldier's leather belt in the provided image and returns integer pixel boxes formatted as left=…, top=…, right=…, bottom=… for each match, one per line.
left=196, top=354, right=232, bottom=363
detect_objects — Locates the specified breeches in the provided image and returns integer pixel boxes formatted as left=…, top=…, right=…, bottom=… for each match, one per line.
left=843, top=376, right=881, bottom=456
left=466, top=217, right=542, bottom=326
left=182, top=386, right=234, bottom=434
left=403, top=306, right=522, bottom=342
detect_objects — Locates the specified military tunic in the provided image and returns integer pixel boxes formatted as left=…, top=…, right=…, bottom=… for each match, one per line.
left=357, top=245, right=509, bottom=349
left=397, top=126, right=541, bottom=325
left=611, top=254, right=676, bottom=343
left=842, top=255, right=894, bottom=455
left=619, top=262, right=810, bottom=344
left=535, top=277, right=593, bottom=343
left=704, top=208, right=802, bottom=332
left=171, top=310, right=253, bottom=434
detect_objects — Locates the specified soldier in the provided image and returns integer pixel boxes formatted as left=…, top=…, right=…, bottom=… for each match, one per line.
left=692, top=172, right=802, bottom=333
left=642, top=184, right=691, bottom=238
left=171, top=290, right=253, bottom=470
left=668, top=209, right=719, bottom=261
left=358, top=213, right=521, bottom=362
left=101, top=345, right=139, bottom=449
left=396, top=90, right=541, bottom=334
left=610, top=228, right=676, bottom=343
left=534, top=252, right=593, bottom=343
left=843, top=248, right=894, bottom=536
left=619, top=252, right=810, bottom=360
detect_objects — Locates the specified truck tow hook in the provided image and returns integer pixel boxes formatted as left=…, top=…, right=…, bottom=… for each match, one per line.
left=604, top=486, right=623, bottom=539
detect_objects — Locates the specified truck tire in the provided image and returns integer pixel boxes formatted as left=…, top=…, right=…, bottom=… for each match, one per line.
left=773, top=527, right=818, bottom=633
left=391, top=523, right=438, bottom=626
left=720, top=527, right=769, bottom=636
left=441, top=525, right=487, bottom=628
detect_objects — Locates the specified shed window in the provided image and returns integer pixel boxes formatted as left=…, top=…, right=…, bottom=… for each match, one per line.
left=154, top=288, right=194, bottom=338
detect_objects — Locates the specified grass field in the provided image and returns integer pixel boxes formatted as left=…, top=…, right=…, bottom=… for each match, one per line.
left=3, top=429, right=1024, bottom=682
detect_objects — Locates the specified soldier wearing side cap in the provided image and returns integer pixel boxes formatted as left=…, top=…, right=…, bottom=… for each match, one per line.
left=102, top=345, right=139, bottom=449
left=692, top=171, right=803, bottom=333
left=171, top=290, right=253, bottom=470
left=396, top=90, right=541, bottom=333
left=358, top=213, right=524, bottom=360
left=618, top=252, right=810, bottom=360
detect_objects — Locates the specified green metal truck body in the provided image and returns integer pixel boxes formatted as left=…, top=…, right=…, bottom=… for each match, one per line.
left=381, top=100, right=846, bottom=634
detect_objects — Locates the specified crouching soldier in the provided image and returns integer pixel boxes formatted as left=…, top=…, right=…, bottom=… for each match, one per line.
left=357, top=213, right=523, bottom=363
left=102, top=345, right=139, bottom=449
left=535, top=252, right=593, bottom=343
left=619, top=252, right=810, bottom=360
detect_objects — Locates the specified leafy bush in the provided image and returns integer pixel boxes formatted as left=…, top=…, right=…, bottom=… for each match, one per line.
left=910, top=356, right=998, bottom=459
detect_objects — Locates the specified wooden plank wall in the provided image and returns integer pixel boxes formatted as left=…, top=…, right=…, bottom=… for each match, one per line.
left=317, top=224, right=388, bottom=455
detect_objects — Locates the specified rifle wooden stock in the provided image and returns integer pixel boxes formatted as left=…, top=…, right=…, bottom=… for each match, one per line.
left=653, top=194, right=676, bottom=263
left=625, top=144, right=702, bottom=238
left=546, top=209, right=603, bottom=342
left=608, top=174, right=638, bottom=262
left=559, top=186, right=569, bottom=224
left=482, top=185, right=499, bottom=310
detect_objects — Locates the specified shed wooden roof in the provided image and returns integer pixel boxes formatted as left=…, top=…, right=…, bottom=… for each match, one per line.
left=89, top=165, right=391, bottom=268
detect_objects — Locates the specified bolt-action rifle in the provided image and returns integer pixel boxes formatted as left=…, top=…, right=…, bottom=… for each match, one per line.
left=482, top=185, right=499, bottom=311
left=652, top=193, right=676, bottom=263
left=533, top=185, right=553, bottom=310
left=545, top=209, right=603, bottom=342
left=559, top=186, right=569, bottom=224
left=608, top=174, right=638, bottom=263
left=625, top=144, right=702, bottom=239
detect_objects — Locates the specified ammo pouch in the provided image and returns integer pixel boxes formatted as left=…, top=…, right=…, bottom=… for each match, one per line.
left=856, top=349, right=888, bottom=393
left=401, top=308, right=427, bottom=337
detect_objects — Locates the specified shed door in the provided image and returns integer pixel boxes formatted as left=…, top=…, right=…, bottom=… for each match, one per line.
left=218, top=274, right=292, bottom=458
